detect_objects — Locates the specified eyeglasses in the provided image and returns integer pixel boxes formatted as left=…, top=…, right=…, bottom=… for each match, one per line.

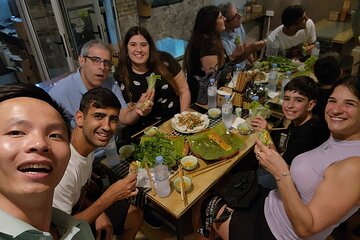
left=83, top=55, right=112, bottom=67
left=226, top=12, right=241, bottom=22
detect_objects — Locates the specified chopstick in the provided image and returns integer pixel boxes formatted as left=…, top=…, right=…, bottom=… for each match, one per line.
left=131, top=120, right=162, bottom=139
left=190, top=158, right=233, bottom=177
left=144, top=162, right=156, bottom=196
left=178, top=165, right=188, bottom=206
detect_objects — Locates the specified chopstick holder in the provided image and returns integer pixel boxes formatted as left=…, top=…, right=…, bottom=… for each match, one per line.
left=178, top=165, right=188, bottom=206
left=145, top=162, right=156, bottom=196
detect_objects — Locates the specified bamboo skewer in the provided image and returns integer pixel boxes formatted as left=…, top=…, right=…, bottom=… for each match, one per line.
left=190, top=158, right=233, bottom=177
left=178, top=165, right=188, bottom=206
left=144, top=162, right=156, bottom=196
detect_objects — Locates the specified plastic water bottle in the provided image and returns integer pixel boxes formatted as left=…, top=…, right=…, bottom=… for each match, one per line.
left=154, top=156, right=171, bottom=198
left=266, top=35, right=280, bottom=57
left=207, top=78, right=217, bottom=109
left=268, top=63, right=278, bottom=93
left=311, top=41, right=320, bottom=58
left=222, top=95, right=233, bottom=131
left=230, top=63, right=242, bottom=88
left=104, top=136, right=120, bottom=167
left=281, top=71, right=291, bottom=100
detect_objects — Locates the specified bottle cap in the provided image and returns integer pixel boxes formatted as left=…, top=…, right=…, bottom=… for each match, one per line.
left=155, top=156, right=163, bottom=164
left=209, top=78, right=215, bottom=83
left=272, top=63, right=277, bottom=68
left=286, top=71, right=291, bottom=76
left=224, top=95, right=231, bottom=100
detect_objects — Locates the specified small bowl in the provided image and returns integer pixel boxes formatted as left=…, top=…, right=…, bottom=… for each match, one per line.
left=144, top=126, right=158, bottom=136
left=208, top=108, right=221, bottom=119
left=237, top=122, right=252, bottom=135
left=118, top=145, right=135, bottom=160
left=173, top=176, right=192, bottom=192
left=181, top=155, right=198, bottom=171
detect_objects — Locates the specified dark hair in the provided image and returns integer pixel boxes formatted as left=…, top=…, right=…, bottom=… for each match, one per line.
left=0, top=83, right=71, bottom=140
left=79, top=87, right=121, bottom=114
left=314, top=52, right=341, bottom=86
left=183, top=5, right=225, bottom=74
left=331, top=76, right=360, bottom=100
left=281, top=5, right=305, bottom=28
left=115, top=26, right=176, bottom=102
left=285, top=76, right=318, bottom=100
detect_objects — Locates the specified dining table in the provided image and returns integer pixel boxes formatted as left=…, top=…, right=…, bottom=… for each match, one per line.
left=101, top=104, right=259, bottom=239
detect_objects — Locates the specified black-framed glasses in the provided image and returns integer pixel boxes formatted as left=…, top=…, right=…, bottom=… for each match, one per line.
left=226, top=12, right=241, bottom=22
left=83, top=55, right=112, bottom=67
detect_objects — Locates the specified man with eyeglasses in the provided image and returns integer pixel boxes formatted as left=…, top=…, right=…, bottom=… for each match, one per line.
left=219, top=2, right=265, bottom=68
left=265, top=5, right=316, bottom=59
left=49, top=39, right=153, bottom=128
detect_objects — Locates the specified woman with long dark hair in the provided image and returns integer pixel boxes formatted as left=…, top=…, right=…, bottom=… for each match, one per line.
left=115, top=26, right=190, bottom=135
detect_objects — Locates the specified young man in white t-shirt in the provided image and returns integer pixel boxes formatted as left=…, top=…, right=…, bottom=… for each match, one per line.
left=53, top=87, right=143, bottom=240
left=266, top=5, right=317, bottom=59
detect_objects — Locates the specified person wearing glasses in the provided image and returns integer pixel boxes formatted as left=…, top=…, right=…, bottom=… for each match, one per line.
left=49, top=39, right=153, bottom=128
left=219, top=2, right=262, bottom=69
left=184, top=6, right=264, bottom=103
left=265, top=5, right=316, bottom=59
left=53, top=88, right=142, bottom=240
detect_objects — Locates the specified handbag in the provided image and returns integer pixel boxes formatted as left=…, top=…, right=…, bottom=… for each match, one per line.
left=217, top=171, right=260, bottom=209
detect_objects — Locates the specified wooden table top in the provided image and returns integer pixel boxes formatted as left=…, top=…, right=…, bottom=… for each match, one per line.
left=315, top=18, right=353, bottom=44
left=146, top=119, right=257, bottom=219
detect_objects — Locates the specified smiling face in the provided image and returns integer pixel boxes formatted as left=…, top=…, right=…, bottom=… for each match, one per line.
left=282, top=90, right=316, bottom=126
left=325, top=85, right=360, bottom=140
left=0, top=97, right=70, bottom=202
left=76, top=104, right=120, bottom=151
left=79, top=46, right=112, bottom=89
left=127, top=34, right=150, bottom=71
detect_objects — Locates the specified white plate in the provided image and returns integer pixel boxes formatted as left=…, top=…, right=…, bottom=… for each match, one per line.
left=171, top=111, right=209, bottom=134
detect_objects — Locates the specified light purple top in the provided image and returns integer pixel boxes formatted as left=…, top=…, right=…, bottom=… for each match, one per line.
left=265, top=136, right=360, bottom=240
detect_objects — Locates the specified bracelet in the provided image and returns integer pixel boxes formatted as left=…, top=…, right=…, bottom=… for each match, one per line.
left=275, top=172, right=291, bottom=182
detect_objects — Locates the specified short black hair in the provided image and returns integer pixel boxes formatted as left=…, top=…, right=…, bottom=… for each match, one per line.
left=79, top=87, right=121, bottom=114
left=285, top=76, right=318, bottom=100
left=0, top=83, right=71, bottom=139
left=282, top=5, right=305, bottom=28
left=314, top=52, right=341, bottom=86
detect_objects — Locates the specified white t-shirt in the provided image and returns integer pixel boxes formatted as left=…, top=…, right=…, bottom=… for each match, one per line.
left=267, top=19, right=316, bottom=56
left=53, top=144, right=94, bottom=214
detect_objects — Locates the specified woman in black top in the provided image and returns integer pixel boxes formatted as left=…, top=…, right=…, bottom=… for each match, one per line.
left=183, top=5, right=264, bottom=103
left=115, top=26, right=190, bottom=136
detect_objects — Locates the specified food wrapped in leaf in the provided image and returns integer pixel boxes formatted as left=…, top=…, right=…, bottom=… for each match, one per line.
left=129, top=161, right=141, bottom=174
left=259, top=130, right=272, bottom=146
left=146, top=73, right=161, bottom=90
left=137, top=100, right=151, bottom=111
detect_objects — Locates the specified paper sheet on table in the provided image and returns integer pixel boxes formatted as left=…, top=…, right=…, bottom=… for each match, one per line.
left=268, top=91, right=279, bottom=99
left=232, top=117, right=245, bottom=129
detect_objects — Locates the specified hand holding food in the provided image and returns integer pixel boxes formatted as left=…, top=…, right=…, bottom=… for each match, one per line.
left=136, top=90, right=154, bottom=116
left=129, top=161, right=140, bottom=174
left=259, top=130, right=272, bottom=146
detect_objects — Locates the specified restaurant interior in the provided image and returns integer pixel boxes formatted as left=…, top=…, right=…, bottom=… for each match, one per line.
left=0, top=0, right=359, bottom=240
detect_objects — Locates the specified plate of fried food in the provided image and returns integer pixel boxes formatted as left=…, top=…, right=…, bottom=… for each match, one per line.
left=171, top=111, right=209, bottom=134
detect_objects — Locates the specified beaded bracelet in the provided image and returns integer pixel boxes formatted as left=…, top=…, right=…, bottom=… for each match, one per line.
left=275, top=172, right=291, bottom=182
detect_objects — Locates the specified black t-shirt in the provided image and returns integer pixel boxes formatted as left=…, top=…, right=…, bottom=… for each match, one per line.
left=272, top=118, right=324, bottom=165
left=186, top=35, right=224, bottom=103
left=120, top=51, right=182, bottom=137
